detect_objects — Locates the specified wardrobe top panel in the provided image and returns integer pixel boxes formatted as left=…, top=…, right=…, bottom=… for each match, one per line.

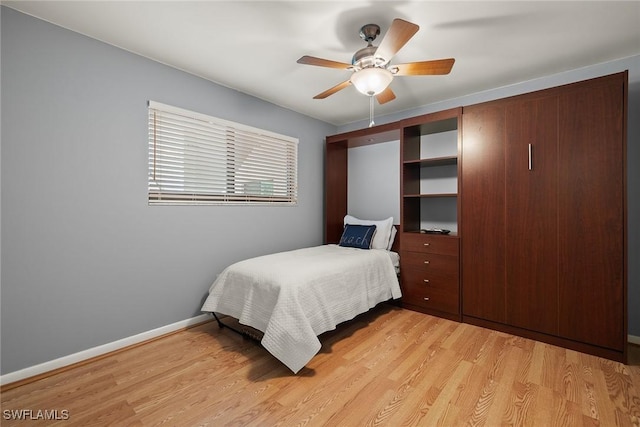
left=327, top=121, right=400, bottom=148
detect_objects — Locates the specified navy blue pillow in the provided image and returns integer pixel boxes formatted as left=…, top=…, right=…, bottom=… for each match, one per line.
left=339, top=224, right=377, bottom=249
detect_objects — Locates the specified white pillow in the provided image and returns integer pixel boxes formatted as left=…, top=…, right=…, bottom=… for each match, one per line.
left=344, top=215, right=394, bottom=250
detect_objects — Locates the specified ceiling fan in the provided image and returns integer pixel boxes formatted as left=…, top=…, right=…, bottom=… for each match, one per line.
left=297, top=18, right=455, bottom=106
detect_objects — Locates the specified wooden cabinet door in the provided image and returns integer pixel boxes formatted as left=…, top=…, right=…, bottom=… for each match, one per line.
left=557, top=76, right=626, bottom=351
left=504, top=96, right=559, bottom=335
left=461, top=103, right=506, bottom=323
left=324, top=141, right=348, bottom=244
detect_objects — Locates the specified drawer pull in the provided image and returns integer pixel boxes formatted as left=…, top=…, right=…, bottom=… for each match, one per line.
left=423, top=243, right=430, bottom=246
left=423, top=297, right=430, bottom=301
left=424, top=260, right=430, bottom=264
left=423, top=279, right=430, bottom=283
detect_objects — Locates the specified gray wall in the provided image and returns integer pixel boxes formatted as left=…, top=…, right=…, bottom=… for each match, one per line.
left=0, top=7, right=335, bottom=374
left=347, top=140, right=400, bottom=223
left=341, top=55, right=640, bottom=338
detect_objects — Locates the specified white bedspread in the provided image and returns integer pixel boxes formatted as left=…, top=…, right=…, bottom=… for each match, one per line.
left=201, top=245, right=401, bottom=373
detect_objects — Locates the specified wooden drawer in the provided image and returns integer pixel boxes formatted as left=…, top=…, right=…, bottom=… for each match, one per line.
left=400, top=277, right=459, bottom=314
left=401, top=265, right=458, bottom=293
left=401, top=233, right=459, bottom=256
left=400, top=251, right=459, bottom=275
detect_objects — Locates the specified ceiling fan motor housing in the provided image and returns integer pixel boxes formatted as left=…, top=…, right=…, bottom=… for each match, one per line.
left=353, top=24, right=388, bottom=69
left=352, top=46, right=384, bottom=68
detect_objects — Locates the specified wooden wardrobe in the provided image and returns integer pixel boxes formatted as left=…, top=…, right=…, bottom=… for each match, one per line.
left=324, top=71, right=628, bottom=363
left=461, top=72, right=628, bottom=362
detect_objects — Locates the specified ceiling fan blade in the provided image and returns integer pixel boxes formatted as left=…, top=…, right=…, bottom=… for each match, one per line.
left=297, top=55, right=352, bottom=70
left=375, top=19, right=419, bottom=63
left=393, top=58, right=455, bottom=76
left=376, top=87, right=396, bottom=104
left=313, top=80, right=352, bottom=99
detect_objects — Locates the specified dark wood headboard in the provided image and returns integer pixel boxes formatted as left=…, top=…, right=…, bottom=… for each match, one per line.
left=390, top=225, right=401, bottom=253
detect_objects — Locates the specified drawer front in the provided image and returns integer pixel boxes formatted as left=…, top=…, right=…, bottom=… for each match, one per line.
left=401, top=233, right=459, bottom=256
left=401, top=266, right=459, bottom=293
left=401, top=251, right=459, bottom=275
left=401, top=278, right=459, bottom=314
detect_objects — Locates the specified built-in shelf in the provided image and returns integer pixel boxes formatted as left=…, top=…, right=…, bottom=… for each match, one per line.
left=400, top=108, right=462, bottom=321
left=403, top=156, right=458, bottom=167
left=403, top=230, right=459, bottom=238
left=403, top=193, right=458, bottom=198
left=401, top=107, right=461, bottom=234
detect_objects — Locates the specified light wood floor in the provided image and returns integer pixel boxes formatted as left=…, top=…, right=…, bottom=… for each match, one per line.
left=2, top=305, right=639, bottom=426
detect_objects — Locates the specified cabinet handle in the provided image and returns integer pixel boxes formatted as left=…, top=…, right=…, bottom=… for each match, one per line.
left=528, top=143, right=533, bottom=171
left=423, top=279, right=430, bottom=283
left=423, top=243, right=430, bottom=246
left=423, top=297, right=430, bottom=301
left=424, top=260, right=430, bottom=264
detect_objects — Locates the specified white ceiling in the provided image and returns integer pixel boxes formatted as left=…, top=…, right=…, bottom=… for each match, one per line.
left=4, top=1, right=640, bottom=126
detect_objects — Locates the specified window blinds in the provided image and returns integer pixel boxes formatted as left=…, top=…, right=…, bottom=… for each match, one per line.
left=148, top=101, right=298, bottom=205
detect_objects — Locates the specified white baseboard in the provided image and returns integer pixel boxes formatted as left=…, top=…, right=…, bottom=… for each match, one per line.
left=0, top=314, right=211, bottom=387
left=629, top=334, right=640, bottom=346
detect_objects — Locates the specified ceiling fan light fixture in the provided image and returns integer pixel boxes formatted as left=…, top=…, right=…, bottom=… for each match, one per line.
left=298, top=18, right=453, bottom=104
left=350, top=67, right=393, bottom=96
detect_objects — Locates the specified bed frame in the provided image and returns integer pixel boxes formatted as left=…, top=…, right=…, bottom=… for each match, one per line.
left=211, top=312, right=263, bottom=342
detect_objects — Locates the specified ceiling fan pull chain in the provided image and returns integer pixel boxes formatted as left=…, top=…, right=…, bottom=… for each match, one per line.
left=369, top=95, right=375, bottom=127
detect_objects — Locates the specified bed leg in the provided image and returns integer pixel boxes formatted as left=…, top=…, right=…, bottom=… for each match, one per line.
left=212, top=312, right=225, bottom=329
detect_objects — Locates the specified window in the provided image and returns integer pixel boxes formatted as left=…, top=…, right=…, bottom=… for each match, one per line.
left=148, top=101, right=298, bottom=205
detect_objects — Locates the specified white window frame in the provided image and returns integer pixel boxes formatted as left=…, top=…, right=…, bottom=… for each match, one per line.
left=148, top=101, right=298, bottom=205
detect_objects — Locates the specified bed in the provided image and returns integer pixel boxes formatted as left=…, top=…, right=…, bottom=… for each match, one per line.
left=201, top=216, right=401, bottom=373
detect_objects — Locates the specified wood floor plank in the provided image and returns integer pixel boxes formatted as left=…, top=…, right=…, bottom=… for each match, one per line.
left=2, top=305, right=639, bottom=426
left=394, top=347, right=465, bottom=425
left=385, top=316, right=449, bottom=381
left=419, top=359, right=472, bottom=425
left=526, top=341, right=547, bottom=385
left=273, top=366, right=372, bottom=427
